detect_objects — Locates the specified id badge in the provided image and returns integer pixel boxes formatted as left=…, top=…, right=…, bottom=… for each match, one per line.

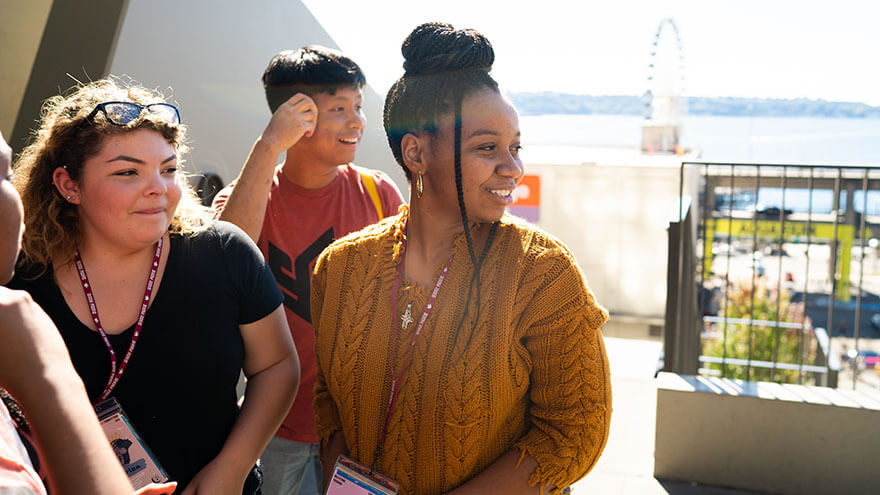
left=325, top=455, right=399, bottom=495
left=94, top=397, right=169, bottom=489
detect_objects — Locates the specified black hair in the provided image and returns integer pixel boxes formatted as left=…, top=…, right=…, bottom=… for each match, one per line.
left=383, top=22, right=499, bottom=180
left=262, top=45, right=366, bottom=113
left=383, top=22, right=501, bottom=347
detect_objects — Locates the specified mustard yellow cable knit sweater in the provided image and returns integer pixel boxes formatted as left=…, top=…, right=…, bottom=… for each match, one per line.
left=312, top=208, right=611, bottom=495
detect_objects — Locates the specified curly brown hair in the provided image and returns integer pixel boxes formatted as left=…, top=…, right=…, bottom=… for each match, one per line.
left=13, top=79, right=209, bottom=275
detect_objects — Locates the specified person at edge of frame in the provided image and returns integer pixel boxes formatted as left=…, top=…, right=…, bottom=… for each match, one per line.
left=0, top=130, right=175, bottom=495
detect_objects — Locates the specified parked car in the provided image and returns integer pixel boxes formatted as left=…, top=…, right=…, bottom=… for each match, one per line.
left=747, top=205, right=793, bottom=219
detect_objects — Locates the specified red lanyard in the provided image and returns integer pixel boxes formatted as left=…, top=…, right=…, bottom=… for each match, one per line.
left=378, top=234, right=454, bottom=449
left=74, top=237, right=162, bottom=400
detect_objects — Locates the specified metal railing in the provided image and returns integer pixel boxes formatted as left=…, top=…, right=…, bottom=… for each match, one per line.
left=666, top=161, right=880, bottom=388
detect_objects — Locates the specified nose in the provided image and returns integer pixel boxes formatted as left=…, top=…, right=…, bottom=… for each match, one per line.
left=498, top=151, right=524, bottom=181
left=347, top=107, right=365, bottom=131
left=145, top=169, right=169, bottom=196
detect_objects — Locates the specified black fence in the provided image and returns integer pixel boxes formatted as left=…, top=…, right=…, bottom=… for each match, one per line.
left=665, top=161, right=880, bottom=388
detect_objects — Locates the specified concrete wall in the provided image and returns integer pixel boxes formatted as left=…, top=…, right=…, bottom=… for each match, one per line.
left=107, top=0, right=404, bottom=191
left=523, top=150, right=686, bottom=326
left=0, top=0, right=52, bottom=136
left=4, top=0, right=406, bottom=194
left=655, top=372, right=880, bottom=494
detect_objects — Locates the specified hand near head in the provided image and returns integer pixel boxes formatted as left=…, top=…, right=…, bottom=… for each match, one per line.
left=261, top=93, right=317, bottom=155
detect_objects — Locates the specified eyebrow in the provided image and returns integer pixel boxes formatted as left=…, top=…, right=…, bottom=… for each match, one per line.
left=467, top=129, right=521, bottom=139
left=327, top=99, right=362, bottom=106
left=107, top=154, right=177, bottom=164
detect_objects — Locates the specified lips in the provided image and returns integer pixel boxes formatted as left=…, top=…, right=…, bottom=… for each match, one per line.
left=487, top=187, right=516, bottom=205
left=136, top=207, right=166, bottom=215
left=488, top=189, right=514, bottom=198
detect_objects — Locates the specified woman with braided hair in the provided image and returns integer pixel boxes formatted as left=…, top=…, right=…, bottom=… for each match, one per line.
left=311, top=22, right=611, bottom=495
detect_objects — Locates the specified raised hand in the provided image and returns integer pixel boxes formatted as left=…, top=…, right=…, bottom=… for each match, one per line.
left=261, top=93, right=318, bottom=155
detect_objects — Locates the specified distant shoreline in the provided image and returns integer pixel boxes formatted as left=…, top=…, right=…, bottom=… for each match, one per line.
left=510, top=92, right=880, bottom=119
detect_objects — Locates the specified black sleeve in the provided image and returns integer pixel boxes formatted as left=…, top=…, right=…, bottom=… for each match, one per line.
left=212, top=221, right=283, bottom=324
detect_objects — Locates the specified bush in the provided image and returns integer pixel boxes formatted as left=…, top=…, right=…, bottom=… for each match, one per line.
left=702, top=277, right=818, bottom=384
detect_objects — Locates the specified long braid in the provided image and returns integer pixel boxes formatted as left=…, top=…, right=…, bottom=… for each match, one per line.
left=452, top=93, right=503, bottom=349
left=454, top=96, right=477, bottom=269
left=384, top=21, right=503, bottom=349
left=452, top=93, right=479, bottom=340
left=458, top=221, right=499, bottom=349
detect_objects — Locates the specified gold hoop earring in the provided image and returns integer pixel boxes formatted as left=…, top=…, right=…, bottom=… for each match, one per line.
left=416, top=171, right=424, bottom=198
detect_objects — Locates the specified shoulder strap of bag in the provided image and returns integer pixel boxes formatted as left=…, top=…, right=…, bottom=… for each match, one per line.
left=360, top=171, right=384, bottom=220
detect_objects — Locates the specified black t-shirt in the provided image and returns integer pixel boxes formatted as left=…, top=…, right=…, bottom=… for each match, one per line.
left=9, top=221, right=282, bottom=490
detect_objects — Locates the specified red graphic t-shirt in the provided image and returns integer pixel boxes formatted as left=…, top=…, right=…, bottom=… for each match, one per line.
left=213, top=164, right=404, bottom=443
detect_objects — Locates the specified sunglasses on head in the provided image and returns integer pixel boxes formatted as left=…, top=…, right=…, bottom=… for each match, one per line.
left=85, top=101, right=181, bottom=126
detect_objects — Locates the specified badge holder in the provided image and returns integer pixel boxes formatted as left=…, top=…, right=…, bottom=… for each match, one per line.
left=94, top=397, right=168, bottom=489
left=325, top=455, right=399, bottom=495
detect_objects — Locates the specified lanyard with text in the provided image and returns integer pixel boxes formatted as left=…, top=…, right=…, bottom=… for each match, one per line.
left=378, top=233, right=454, bottom=453
left=74, top=237, right=162, bottom=401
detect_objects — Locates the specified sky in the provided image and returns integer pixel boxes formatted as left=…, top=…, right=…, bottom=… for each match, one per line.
left=301, top=0, right=880, bottom=106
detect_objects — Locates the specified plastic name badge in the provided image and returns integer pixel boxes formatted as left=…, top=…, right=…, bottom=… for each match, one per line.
left=325, top=455, right=399, bottom=495
left=94, top=397, right=168, bottom=489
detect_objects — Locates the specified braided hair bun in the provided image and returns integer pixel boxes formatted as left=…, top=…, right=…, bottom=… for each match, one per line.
left=384, top=22, right=500, bottom=177
left=401, top=22, right=494, bottom=77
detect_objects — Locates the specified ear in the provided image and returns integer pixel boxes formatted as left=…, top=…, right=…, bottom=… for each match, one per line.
left=400, top=132, right=426, bottom=177
left=52, top=167, right=81, bottom=205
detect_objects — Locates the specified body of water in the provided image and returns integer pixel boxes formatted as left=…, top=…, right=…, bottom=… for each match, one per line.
left=520, top=114, right=880, bottom=214
left=519, top=114, right=880, bottom=166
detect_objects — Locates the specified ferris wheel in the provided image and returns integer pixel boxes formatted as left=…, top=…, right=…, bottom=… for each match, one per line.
left=643, top=18, right=687, bottom=127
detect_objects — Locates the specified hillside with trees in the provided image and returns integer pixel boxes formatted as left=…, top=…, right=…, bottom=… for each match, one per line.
left=509, top=92, right=880, bottom=119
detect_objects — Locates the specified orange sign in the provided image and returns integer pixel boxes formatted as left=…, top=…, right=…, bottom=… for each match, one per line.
left=511, top=174, right=540, bottom=207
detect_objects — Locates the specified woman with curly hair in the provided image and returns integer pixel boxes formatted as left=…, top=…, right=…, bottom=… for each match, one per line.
left=9, top=80, right=300, bottom=495
left=312, top=22, right=611, bottom=495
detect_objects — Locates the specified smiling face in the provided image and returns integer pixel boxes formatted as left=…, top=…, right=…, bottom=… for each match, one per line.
left=0, top=136, right=24, bottom=283
left=64, top=128, right=182, bottom=252
left=293, top=86, right=365, bottom=169
left=422, top=89, right=524, bottom=224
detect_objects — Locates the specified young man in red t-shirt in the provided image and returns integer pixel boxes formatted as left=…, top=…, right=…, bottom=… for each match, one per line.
left=212, top=47, right=403, bottom=495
